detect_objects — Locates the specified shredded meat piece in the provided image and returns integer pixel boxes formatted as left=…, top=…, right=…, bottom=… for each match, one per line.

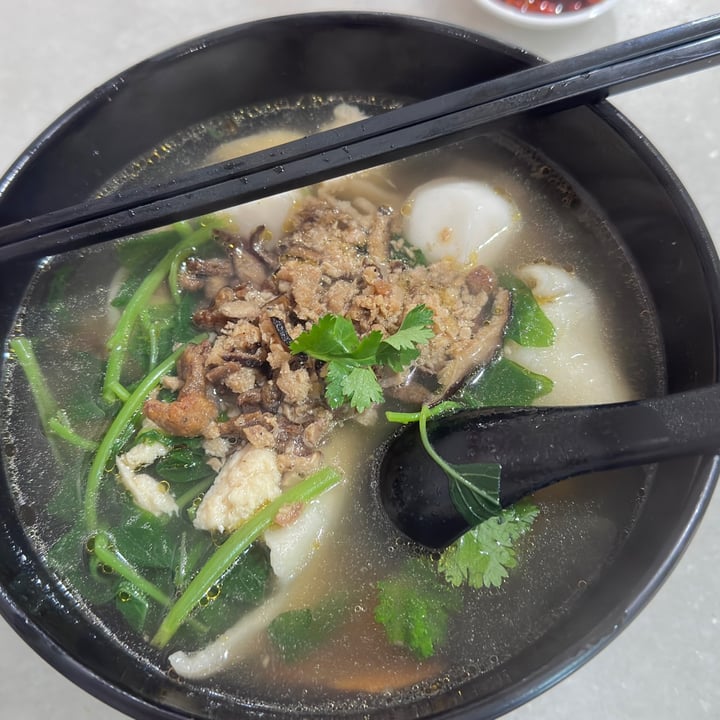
left=144, top=341, right=218, bottom=437
left=143, top=194, right=510, bottom=487
left=273, top=502, right=305, bottom=527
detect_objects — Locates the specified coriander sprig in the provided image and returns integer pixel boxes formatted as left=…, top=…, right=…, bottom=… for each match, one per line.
left=290, top=305, right=434, bottom=413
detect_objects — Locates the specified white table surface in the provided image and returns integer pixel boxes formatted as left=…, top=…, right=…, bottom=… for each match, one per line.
left=1, top=1, right=719, bottom=718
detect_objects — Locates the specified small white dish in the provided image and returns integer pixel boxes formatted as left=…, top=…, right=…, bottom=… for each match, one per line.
left=475, top=0, right=621, bottom=29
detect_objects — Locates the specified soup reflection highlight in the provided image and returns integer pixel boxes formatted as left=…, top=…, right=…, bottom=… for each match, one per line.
left=1, top=98, right=663, bottom=710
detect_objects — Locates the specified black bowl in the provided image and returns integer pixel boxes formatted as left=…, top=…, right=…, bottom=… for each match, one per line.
left=1, top=12, right=719, bottom=720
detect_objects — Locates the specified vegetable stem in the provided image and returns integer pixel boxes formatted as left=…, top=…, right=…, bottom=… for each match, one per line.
left=168, top=246, right=197, bottom=305
left=107, top=381, right=131, bottom=403
left=11, top=337, right=98, bottom=452
left=175, top=476, right=215, bottom=510
left=151, top=466, right=342, bottom=648
left=93, top=532, right=172, bottom=606
left=47, top=416, right=99, bottom=452
left=385, top=400, right=461, bottom=425
left=84, top=334, right=207, bottom=532
left=102, top=223, right=217, bottom=403
left=9, top=336, right=58, bottom=426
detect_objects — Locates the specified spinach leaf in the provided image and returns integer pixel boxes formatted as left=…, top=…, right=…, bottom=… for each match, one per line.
left=456, top=357, right=553, bottom=408
left=47, top=524, right=117, bottom=605
left=115, top=229, right=186, bottom=276
left=111, top=510, right=177, bottom=570
left=44, top=264, right=75, bottom=329
left=153, top=437, right=214, bottom=484
left=125, top=292, right=199, bottom=376
left=173, top=531, right=211, bottom=593
left=191, top=544, right=272, bottom=634
left=268, top=594, right=348, bottom=662
left=501, top=273, right=555, bottom=347
left=115, top=580, right=150, bottom=633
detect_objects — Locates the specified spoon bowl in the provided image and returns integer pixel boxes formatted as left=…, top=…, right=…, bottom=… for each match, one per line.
left=379, top=385, right=720, bottom=549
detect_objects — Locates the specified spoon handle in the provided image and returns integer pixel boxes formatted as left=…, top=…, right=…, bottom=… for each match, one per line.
left=432, top=385, right=720, bottom=506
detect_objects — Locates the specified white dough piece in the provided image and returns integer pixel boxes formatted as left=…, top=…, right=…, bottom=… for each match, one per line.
left=169, top=591, right=290, bottom=680
left=504, top=263, right=635, bottom=405
left=220, top=190, right=300, bottom=244
left=403, top=177, right=518, bottom=267
left=209, top=103, right=371, bottom=243
left=264, top=485, right=345, bottom=582
left=170, top=483, right=347, bottom=679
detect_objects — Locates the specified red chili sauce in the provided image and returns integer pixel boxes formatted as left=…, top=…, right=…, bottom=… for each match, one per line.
left=495, top=0, right=606, bottom=14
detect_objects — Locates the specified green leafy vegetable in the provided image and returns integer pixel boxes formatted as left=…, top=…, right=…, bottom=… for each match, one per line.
left=389, top=233, right=428, bottom=267
left=417, top=404, right=502, bottom=525
left=501, top=273, right=555, bottom=347
left=115, top=581, right=150, bottom=633
left=438, top=499, right=539, bottom=588
left=112, top=510, right=177, bottom=570
left=129, top=292, right=200, bottom=373
left=173, top=531, right=209, bottom=592
left=115, top=228, right=187, bottom=276
left=151, top=436, right=215, bottom=484
left=268, top=594, right=348, bottom=662
left=152, top=466, right=342, bottom=648
left=10, top=337, right=99, bottom=452
left=91, top=531, right=174, bottom=608
left=375, top=557, right=461, bottom=659
left=457, top=357, right=554, bottom=408
left=103, top=220, right=223, bottom=403
left=84, top=334, right=208, bottom=532
left=192, top=544, right=272, bottom=637
left=47, top=524, right=117, bottom=605
left=290, top=305, right=434, bottom=412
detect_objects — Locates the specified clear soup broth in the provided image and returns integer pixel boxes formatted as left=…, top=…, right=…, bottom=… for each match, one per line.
left=1, top=95, right=663, bottom=713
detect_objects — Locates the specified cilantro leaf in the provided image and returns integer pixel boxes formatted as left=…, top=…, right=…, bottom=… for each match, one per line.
left=290, top=306, right=434, bottom=412
left=268, top=594, right=348, bottom=662
left=342, top=366, right=384, bottom=412
left=380, top=304, right=435, bottom=351
left=376, top=304, right=434, bottom=371
left=349, top=331, right=384, bottom=365
left=438, top=499, right=539, bottom=588
left=324, top=361, right=354, bottom=409
left=325, top=362, right=383, bottom=412
left=290, top=315, right=360, bottom=359
left=375, top=557, right=462, bottom=659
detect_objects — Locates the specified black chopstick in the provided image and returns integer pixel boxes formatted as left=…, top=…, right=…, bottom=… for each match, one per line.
left=1, top=15, right=720, bottom=262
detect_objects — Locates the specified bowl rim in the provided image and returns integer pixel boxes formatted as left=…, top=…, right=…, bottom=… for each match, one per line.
left=0, top=10, right=719, bottom=720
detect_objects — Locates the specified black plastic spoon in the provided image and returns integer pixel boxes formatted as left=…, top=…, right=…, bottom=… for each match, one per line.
left=378, top=385, right=720, bottom=550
